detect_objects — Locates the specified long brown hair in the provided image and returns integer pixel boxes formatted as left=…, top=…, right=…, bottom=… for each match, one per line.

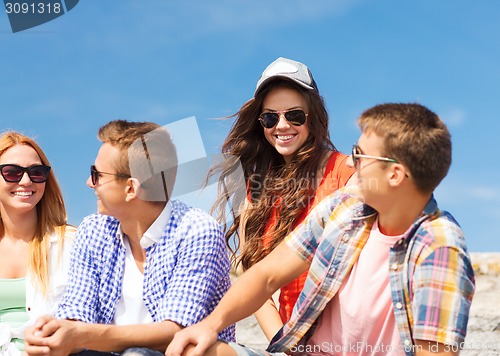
left=0, top=132, right=68, bottom=295
left=209, top=80, right=335, bottom=269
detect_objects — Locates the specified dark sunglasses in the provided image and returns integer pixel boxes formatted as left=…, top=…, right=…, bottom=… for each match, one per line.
left=90, top=165, right=130, bottom=186
left=0, top=164, right=51, bottom=183
left=258, top=109, right=308, bottom=129
left=351, top=144, right=398, bottom=166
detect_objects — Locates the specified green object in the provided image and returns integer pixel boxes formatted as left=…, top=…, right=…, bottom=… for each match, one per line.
left=0, top=278, right=28, bottom=351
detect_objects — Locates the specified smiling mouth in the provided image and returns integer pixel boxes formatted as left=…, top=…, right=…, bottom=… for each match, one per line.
left=276, top=134, right=295, bottom=141
left=12, top=191, right=34, bottom=197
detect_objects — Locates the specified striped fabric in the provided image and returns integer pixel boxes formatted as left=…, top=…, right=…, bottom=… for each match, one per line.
left=267, top=186, right=475, bottom=355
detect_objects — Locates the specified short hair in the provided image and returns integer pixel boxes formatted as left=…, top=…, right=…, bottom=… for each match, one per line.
left=98, top=120, right=177, bottom=202
left=358, top=103, right=451, bottom=193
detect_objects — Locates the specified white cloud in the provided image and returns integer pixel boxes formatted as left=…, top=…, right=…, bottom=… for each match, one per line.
left=469, top=186, right=500, bottom=201
left=437, top=182, right=500, bottom=204
left=79, top=0, right=365, bottom=52
left=191, top=0, right=362, bottom=32
left=441, top=107, right=466, bottom=127
left=22, top=99, right=76, bottom=120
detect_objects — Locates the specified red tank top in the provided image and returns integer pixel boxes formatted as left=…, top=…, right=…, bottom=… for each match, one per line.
left=262, top=151, right=355, bottom=322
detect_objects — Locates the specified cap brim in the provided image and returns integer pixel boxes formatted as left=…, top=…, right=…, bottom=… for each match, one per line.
left=254, top=76, right=315, bottom=97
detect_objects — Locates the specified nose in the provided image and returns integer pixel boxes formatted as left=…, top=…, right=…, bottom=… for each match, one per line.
left=346, top=154, right=355, bottom=168
left=275, top=113, right=291, bottom=129
left=86, top=175, right=95, bottom=188
left=18, top=171, right=32, bottom=185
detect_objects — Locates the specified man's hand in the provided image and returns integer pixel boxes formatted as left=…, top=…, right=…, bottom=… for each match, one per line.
left=24, top=315, right=81, bottom=356
left=165, top=321, right=218, bottom=356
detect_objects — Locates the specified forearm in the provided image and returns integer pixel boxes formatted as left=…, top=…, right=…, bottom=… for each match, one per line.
left=200, top=241, right=307, bottom=334
left=414, top=340, right=459, bottom=356
left=74, top=320, right=182, bottom=352
left=254, top=298, right=284, bottom=341
left=203, top=263, right=279, bottom=333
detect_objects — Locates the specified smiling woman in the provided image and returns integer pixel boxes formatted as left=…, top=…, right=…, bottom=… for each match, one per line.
left=0, top=131, right=75, bottom=355
left=208, top=57, right=356, bottom=340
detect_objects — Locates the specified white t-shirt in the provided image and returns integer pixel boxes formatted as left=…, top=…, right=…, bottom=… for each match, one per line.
left=113, top=202, right=172, bottom=325
left=113, top=237, right=154, bottom=325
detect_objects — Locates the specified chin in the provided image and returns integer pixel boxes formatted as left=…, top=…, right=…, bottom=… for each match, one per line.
left=96, top=204, right=106, bottom=215
left=278, top=147, right=298, bottom=156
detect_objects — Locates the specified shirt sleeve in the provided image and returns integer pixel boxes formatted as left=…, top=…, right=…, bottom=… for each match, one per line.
left=411, top=244, right=475, bottom=344
left=154, top=210, right=231, bottom=329
left=55, top=217, right=102, bottom=323
left=285, top=187, right=354, bottom=263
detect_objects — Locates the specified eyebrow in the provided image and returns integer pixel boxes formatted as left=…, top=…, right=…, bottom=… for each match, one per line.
left=261, top=106, right=305, bottom=112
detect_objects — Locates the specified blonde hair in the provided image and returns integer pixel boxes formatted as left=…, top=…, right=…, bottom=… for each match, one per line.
left=0, top=131, right=68, bottom=295
left=97, top=120, right=178, bottom=202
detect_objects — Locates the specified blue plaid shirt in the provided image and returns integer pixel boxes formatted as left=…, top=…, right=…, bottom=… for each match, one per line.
left=56, top=200, right=235, bottom=342
left=268, top=187, right=475, bottom=355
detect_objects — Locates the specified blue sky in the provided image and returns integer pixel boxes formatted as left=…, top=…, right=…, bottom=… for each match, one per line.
left=1, top=1, right=499, bottom=251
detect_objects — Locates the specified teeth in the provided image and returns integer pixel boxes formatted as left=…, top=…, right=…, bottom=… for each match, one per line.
left=277, top=135, right=294, bottom=140
left=13, top=191, right=33, bottom=196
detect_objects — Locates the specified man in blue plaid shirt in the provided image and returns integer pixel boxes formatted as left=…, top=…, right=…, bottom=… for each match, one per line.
left=24, top=120, right=235, bottom=355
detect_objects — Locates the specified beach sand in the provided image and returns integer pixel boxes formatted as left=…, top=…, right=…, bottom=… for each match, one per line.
left=234, top=253, right=500, bottom=355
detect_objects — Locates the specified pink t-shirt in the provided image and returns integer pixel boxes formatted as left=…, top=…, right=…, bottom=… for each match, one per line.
left=305, top=219, right=404, bottom=355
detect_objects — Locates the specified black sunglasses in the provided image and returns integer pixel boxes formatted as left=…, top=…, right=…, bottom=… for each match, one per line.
left=90, top=165, right=130, bottom=186
left=258, top=109, right=308, bottom=129
left=0, top=164, right=51, bottom=183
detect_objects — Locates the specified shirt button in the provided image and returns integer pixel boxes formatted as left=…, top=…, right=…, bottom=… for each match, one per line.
left=398, top=239, right=403, bottom=245
left=342, top=234, right=349, bottom=242
left=390, top=263, right=398, bottom=271
left=404, top=339, right=411, bottom=346
left=395, top=302, right=403, bottom=309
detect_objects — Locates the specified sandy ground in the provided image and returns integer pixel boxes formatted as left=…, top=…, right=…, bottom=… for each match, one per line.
left=461, top=273, right=500, bottom=355
left=234, top=253, right=500, bottom=355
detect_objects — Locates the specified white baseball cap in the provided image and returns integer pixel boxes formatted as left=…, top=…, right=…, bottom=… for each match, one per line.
left=254, top=57, right=318, bottom=96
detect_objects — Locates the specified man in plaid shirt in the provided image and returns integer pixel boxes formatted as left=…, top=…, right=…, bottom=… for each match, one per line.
left=24, top=120, right=235, bottom=355
left=166, top=103, right=475, bottom=356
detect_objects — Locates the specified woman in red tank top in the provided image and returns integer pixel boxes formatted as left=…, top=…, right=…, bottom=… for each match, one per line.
left=209, top=57, right=355, bottom=340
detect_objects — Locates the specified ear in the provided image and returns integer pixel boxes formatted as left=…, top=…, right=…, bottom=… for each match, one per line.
left=387, top=163, right=408, bottom=187
left=125, top=178, right=142, bottom=202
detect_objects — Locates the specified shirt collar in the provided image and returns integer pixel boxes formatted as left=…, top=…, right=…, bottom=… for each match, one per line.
left=421, top=194, right=438, bottom=216
left=353, top=192, right=438, bottom=221
left=116, top=201, right=173, bottom=249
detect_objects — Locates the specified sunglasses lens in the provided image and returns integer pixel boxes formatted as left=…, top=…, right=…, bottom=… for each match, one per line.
left=259, top=110, right=307, bottom=128
left=259, top=113, right=279, bottom=128
left=284, top=110, right=307, bottom=126
left=1, top=165, right=23, bottom=182
left=91, top=166, right=96, bottom=185
left=90, top=166, right=98, bottom=185
left=352, top=145, right=361, bottom=166
left=28, top=166, right=50, bottom=183
left=0, top=165, right=50, bottom=183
